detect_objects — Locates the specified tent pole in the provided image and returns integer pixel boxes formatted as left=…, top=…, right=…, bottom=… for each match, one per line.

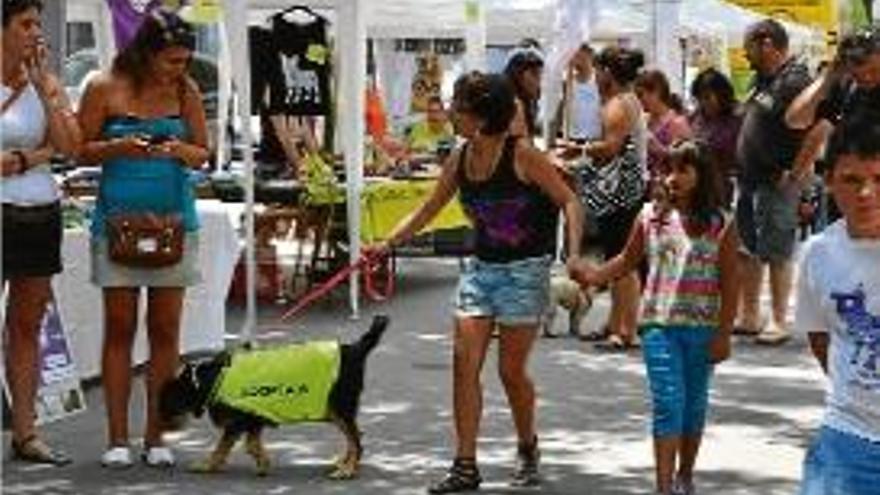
left=223, top=0, right=256, bottom=343
left=338, top=0, right=367, bottom=320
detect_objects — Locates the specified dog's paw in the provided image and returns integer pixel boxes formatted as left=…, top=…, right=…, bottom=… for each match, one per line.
left=189, top=459, right=224, bottom=474
left=254, top=458, right=271, bottom=477
left=327, top=466, right=358, bottom=480
left=327, top=457, right=358, bottom=480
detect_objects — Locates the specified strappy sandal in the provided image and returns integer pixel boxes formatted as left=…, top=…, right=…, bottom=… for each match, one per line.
left=427, top=458, right=482, bottom=494
left=11, top=435, right=72, bottom=466
left=594, top=334, right=627, bottom=351
left=510, top=437, right=541, bottom=487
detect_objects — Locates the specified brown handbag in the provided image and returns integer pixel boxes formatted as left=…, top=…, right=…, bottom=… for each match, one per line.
left=106, top=213, right=184, bottom=268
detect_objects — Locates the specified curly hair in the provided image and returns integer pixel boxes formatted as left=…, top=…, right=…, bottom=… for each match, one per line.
left=452, top=71, right=516, bottom=135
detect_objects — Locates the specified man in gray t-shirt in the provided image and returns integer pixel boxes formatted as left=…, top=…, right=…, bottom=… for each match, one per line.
left=735, top=19, right=812, bottom=345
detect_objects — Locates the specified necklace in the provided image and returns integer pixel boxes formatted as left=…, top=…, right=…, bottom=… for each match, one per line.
left=466, top=136, right=506, bottom=181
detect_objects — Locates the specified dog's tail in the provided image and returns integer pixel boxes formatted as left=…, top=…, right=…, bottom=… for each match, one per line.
left=353, top=314, right=390, bottom=358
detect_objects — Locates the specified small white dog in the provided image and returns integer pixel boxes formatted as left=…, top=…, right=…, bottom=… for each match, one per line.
left=543, top=270, right=593, bottom=338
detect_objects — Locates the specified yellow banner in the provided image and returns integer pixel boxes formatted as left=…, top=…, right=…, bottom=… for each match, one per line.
left=360, top=179, right=470, bottom=242
left=727, top=0, right=838, bottom=31
left=180, top=0, right=222, bottom=24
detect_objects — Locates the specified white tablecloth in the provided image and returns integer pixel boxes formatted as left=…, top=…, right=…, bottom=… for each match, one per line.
left=57, top=200, right=242, bottom=379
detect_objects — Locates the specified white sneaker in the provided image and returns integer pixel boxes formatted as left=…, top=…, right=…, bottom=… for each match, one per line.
left=101, top=446, right=133, bottom=469
left=143, top=446, right=175, bottom=468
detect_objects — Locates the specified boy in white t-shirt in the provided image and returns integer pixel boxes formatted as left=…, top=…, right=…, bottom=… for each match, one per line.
left=796, top=111, right=880, bottom=495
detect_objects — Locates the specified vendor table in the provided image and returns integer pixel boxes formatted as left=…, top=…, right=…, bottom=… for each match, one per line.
left=56, top=200, right=241, bottom=379
left=359, top=177, right=470, bottom=242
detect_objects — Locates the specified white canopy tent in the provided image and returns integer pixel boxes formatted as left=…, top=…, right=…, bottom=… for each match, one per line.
left=219, top=0, right=490, bottom=342
left=69, top=0, right=489, bottom=341
left=540, top=0, right=826, bottom=143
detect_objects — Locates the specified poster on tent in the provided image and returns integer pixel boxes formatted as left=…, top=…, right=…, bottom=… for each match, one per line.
left=1, top=294, right=86, bottom=427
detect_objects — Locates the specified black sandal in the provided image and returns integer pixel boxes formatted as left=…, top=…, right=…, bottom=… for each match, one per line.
left=427, top=458, right=482, bottom=494
left=510, top=437, right=541, bottom=487
left=11, top=435, right=72, bottom=466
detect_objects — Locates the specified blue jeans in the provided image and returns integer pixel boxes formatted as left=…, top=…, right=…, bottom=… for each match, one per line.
left=455, top=255, right=552, bottom=327
left=641, top=325, right=715, bottom=437
left=800, top=426, right=880, bottom=495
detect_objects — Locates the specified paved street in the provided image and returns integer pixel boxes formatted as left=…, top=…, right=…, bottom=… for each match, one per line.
left=3, top=258, right=825, bottom=494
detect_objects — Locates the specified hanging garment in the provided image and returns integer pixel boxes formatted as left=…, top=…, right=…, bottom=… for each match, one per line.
left=272, top=13, right=331, bottom=115
left=106, top=0, right=160, bottom=50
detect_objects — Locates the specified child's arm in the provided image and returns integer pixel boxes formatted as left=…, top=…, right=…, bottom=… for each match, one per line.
left=808, top=333, right=829, bottom=374
left=571, top=211, right=646, bottom=288
left=710, top=219, right=741, bottom=364
left=794, top=242, right=829, bottom=373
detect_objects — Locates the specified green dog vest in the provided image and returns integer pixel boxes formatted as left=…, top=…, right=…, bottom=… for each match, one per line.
left=213, top=341, right=340, bottom=423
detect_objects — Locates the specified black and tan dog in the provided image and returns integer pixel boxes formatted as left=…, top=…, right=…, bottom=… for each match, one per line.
left=160, top=315, right=389, bottom=478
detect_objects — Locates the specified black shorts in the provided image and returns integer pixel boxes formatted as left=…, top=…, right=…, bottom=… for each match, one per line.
left=593, top=203, right=642, bottom=259
left=2, top=202, right=63, bottom=278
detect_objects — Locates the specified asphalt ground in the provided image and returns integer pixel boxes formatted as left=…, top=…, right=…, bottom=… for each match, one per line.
left=3, top=257, right=825, bottom=494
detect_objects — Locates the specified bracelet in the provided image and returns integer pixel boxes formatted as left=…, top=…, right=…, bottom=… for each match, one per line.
left=12, top=150, right=28, bottom=174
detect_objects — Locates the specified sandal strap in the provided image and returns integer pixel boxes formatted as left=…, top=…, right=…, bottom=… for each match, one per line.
left=428, top=459, right=482, bottom=494
left=12, top=436, right=71, bottom=466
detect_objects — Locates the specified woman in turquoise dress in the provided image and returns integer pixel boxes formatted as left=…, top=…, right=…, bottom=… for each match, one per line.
left=77, top=9, right=209, bottom=468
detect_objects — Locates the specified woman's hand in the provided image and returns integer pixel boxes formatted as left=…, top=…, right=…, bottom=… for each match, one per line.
left=147, top=138, right=183, bottom=159
left=2, top=152, right=23, bottom=177
left=708, top=333, right=731, bottom=364
left=362, top=241, right=392, bottom=261
left=568, top=258, right=601, bottom=289
left=113, top=135, right=152, bottom=158
left=25, top=37, right=54, bottom=98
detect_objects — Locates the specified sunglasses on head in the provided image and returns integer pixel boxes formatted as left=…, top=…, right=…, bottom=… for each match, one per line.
left=151, top=9, right=196, bottom=51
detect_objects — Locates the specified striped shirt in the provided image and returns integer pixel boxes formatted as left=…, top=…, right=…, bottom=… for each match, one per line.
left=640, top=203, right=726, bottom=328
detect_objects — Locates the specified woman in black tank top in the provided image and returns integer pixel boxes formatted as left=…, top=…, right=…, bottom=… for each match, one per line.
left=365, top=72, right=584, bottom=493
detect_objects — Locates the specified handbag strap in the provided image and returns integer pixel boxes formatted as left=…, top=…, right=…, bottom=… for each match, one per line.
left=1, top=82, right=28, bottom=115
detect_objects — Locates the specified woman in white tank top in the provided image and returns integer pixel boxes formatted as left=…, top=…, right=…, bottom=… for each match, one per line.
left=1, top=0, right=81, bottom=466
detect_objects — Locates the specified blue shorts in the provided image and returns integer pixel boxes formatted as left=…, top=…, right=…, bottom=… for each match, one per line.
left=800, top=426, right=880, bottom=495
left=736, top=181, right=798, bottom=262
left=455, top=255, right=552, bottom=327
left=641, top=325, right=715, bottom=437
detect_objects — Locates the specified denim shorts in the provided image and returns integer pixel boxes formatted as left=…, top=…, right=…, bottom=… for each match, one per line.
left=641, top=325, right=715, bottom=437
left=455, top=255, right=552, bottom=327
left=800, top=426, right=880, bottom=495
left=736, top=181, right=798, bottom=262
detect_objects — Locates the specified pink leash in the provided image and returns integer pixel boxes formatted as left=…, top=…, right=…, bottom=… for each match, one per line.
left=279, top=250, right=394, bottom=321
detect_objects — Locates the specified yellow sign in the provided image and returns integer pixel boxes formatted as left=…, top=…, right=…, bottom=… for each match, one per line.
left=728, top=47, right=755, bottom=99
left=180, top=0, right=222, bottom=24
left=727, top=0, right=838, bottom=31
